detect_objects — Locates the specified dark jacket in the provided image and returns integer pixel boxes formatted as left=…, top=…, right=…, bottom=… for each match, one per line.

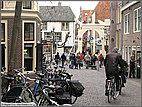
left=61, top=54, right=66, bottom=61
left=104, top=52, right=124, bottom=75
left=55, top=54, right=60, bottom=62
left=130, top=59, right=135, bottom=68
left=75, top=55, right=81, bottom=64
left=70, top=54, right=75, bottom=61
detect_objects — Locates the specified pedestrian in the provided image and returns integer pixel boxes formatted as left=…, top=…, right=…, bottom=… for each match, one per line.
left=92, top=53, right=98, bottom=66
left=61, top=53, right=66, bottom=67
left=75, top=53, right=81, bottom=69
left=129, top=56, right=136, bottom=78
left=69, top=52, right=75, bottom=69
left=80, top=52, right=84, bottom=68
left=43, top=54, right=46, bottom=63
left=99, top=53, right=103, bottom=68
left=101, top=54, right=104, bottom=66
left=84, top=52, right=91, bottom=69
left=54, top=52, right=60, bottom=66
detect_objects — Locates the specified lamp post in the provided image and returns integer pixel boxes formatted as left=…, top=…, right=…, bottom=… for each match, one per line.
left=50, top=28, right=55, bottom=64
left=104, top=29, right=109, bottom=54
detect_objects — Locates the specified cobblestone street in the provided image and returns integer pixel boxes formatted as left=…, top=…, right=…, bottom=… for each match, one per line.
left=66, top=65, right=141, bottom=106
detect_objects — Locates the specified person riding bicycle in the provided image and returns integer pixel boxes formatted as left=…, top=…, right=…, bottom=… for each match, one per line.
left=104, top=47, right=124, bottom=96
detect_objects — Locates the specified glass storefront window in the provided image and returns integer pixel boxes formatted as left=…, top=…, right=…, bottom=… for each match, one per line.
left=24, top=23, right=34, bottom=41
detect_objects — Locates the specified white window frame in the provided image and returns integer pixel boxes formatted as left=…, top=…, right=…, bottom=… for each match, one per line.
left=128, top=46, right=131, bottom=64
left=42, top=22, right=47, bottom=31
left=133, top=7, right=141, bottom=33
left=124, top=13, right=130, bottom=34
left=61, top=22, right=69, bottom=31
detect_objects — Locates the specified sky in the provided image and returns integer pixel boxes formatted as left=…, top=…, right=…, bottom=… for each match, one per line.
left=38, top=1, right=99, bottom=18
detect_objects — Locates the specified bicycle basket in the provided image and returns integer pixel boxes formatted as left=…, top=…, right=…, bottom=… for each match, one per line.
left=69, top=80, right=85, bottom=97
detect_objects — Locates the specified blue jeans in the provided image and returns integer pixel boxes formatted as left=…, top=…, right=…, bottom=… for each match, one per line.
left=71, top=60, right=74, bottom=69
left=86, top=61, right=90, bottom=69
left=62, top=60, right=65, bottom=67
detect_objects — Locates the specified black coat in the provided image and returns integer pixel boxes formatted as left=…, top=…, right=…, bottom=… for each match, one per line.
left=104, top=52, right=124, bottom=75
left=61, top=54, right=66, bottom=61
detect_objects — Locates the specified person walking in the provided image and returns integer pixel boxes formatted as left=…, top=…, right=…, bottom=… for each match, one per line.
left=80, top=52, right=84, bottom=68
left=129, top=56, right=136, bottom=78
left=61, top=53, right=66, bottom=67
left=69, top=52, right=75, bottom=69
left=55, top=52, right=60, bottom=66
left=75, top=53, right=81, bottom=69
left=99, top=53, right=103, bottom=68
left=84, top=52, right=91, bottom=69
left=92, top=53, right=98, bottom=66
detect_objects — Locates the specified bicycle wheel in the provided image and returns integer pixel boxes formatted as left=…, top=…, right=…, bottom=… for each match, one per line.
left=21, top=88, right=34, bottom=103
left=107, top=83, right=113, bottom=103
left=113, top=82, right=119, bottom=99
left=108, top=88, right=113, bottom=103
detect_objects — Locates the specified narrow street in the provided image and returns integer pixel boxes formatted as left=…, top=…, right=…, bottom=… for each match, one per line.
left=66, top=65, right=141, bottom=106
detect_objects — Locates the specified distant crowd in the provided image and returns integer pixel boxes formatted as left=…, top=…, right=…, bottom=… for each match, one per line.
left=52, top=50, right=104, bottom=70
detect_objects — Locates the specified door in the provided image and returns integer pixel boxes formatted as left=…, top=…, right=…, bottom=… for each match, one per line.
left=1, top=44, right=5, bottom=68
left=36, top=44, right=43, bottom=71
left=24, top=44, right=33, bottom=71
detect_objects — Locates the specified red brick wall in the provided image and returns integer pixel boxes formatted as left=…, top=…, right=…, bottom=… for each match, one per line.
left=2, top=17, right=41, bottom=70
left=94, top=1, right=110, bottom=22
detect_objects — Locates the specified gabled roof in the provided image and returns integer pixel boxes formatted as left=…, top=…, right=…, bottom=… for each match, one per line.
left=39, top=6, right=75, bottom=22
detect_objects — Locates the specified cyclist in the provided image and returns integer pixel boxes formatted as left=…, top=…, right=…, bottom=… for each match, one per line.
left=104, top=47, right=124, bottom=96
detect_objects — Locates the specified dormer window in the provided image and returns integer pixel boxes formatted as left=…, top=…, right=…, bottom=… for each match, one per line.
left=23, top=1, right=31, bottom=9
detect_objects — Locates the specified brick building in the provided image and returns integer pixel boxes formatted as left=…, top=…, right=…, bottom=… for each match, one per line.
left=94, top=1, right=110, bottom=23
left=1, top=1, right=42, bottom=72
left=110, top=1, right=122, bottom=52
left=110, top=1, right=141, bottom=68
left=121, top=1, right=141, bottom=64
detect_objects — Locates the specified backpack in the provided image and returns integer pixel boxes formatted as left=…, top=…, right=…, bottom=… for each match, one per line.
left=69, top=80, right=85, bottom=97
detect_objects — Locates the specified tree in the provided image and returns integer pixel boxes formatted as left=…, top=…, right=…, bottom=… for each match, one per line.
left=8, top=1, right=22, bottom=74
left=58, top=32, right=71, bottom=47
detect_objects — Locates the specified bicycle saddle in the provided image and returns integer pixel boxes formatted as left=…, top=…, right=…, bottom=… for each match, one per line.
left=37, top=73, right=44, bottom=78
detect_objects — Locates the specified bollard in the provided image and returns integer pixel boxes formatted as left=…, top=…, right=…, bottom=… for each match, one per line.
left=137, top=66, right=141, bottom=78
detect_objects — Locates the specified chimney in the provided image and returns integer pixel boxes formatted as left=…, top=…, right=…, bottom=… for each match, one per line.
left=58, top=2, right=61, bottom=6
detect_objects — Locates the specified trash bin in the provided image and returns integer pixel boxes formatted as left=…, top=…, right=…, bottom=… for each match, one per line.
left=137, top=66, right=141, bottom=78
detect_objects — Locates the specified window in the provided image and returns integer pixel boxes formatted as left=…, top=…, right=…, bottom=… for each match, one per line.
left=124, top=13, right=130, bottom=34
left=61, top=22, right=69, bottom=31
left=44, top=32, right=51, bottom=40
left=24, top=23, right=34, bottom=41
left=44, top=32, right=62, bottom=41
left=1, top=1, right=3, bottom=9
left=42, top=22, right=47, bottom=30
left=1, top=23, right=5, bottom=42
left=117, top=4, right=121, bottom=24
left=23, top=1, right=31, bottom=9
left=134, top=7, right=141, bottom=32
